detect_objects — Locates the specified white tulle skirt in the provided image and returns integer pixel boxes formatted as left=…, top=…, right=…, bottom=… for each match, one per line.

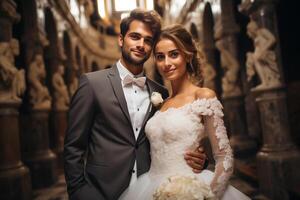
left=119, top=170, right=250, bottom=200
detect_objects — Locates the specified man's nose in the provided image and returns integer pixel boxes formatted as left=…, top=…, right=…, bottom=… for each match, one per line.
left=137, top=38, right=145, bottom=48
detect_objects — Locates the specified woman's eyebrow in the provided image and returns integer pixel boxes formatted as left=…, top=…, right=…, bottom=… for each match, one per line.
left=168, top=49, right=179, bottom=53
left=155, top=49, right=179, bottom=54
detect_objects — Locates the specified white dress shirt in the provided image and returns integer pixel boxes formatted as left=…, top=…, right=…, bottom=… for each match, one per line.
left=116, top=60, right=150, bottom=185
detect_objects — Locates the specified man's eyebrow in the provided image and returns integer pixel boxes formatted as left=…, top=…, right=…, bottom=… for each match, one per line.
left=128, top=32, right=153, bottom=39
left=128, top=32, right=141, bottom=35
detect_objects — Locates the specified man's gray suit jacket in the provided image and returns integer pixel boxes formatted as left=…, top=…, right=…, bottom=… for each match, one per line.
left=64, top=64, right=168, bottom=200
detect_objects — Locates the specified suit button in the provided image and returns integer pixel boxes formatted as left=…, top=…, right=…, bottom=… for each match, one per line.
left=135, top=144, right=139, bottom=149
left=132, top=169, right=135, bottom=174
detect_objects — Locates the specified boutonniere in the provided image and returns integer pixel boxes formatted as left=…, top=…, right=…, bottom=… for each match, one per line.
left=150, top=92, right=164, bottom=107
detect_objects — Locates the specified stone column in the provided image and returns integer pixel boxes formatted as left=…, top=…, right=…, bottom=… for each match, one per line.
left=50, top=65, right=70, bottom=168
left=0, top=103, right=32, bottom=200
left=69, top=63, right=79, bottom=98
left=18, top=0, right=58, bottom=187
left=42, top=16, right=68, bottom=169
left=202, top=43, right=218, bottom=93
left=45, top=19, right=69, bottom=168
left=50, top=110, right=67, bottom=168
left=21, top=109, right=57, bottom=189
left=0, top=1, right=32, bottom=199
left=240, top=0, right=300, bottom=199
left=20, top=53, right=57, bottom=188
left=215, top=1, right=257, bottom=157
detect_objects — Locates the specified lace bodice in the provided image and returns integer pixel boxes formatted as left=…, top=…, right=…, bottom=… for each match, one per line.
left=145, top=97, right=233, bottom=198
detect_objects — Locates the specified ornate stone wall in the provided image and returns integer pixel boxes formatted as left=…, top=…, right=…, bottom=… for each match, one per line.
left=0, top=0, right=120, bottom=198
left=163, top=0, right=300, bottom=199
left=1, top=0, right=299, bottom=199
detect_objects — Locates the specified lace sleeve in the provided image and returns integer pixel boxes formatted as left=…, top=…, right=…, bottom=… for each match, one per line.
left=203, top=98, right=233, bottom=198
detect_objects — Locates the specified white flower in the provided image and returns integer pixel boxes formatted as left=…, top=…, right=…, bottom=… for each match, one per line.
left=151, top=92, right=164, bottom=107
left=153, top=175, right=216, bottom=200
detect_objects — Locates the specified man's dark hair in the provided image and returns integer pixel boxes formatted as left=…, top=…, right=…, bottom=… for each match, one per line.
left=120, top=9, right=162, bottom=42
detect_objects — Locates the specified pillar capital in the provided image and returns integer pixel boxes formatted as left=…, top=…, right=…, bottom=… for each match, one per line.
left=214, top=18, right=240, bottom=40
left=0, top=0, right=20, bottom=22
left=239, top=0, right=278, bottom=16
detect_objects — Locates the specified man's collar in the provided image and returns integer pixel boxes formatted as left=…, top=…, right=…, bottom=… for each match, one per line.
left=116, top=60, right=145, bottom=80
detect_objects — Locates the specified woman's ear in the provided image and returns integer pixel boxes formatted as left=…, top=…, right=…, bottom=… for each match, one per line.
left=185, top=55, right=192, bottom=63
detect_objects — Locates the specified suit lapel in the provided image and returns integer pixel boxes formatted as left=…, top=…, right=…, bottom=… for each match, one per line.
left=108, top=66, right=164, bottom=143
left=107, top=65, right=132, bottom=125
left=136, top=78, right=157, bottom=143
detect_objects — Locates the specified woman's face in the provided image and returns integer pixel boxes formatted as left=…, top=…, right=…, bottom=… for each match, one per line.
left=154, top=38, right=188, bottom=81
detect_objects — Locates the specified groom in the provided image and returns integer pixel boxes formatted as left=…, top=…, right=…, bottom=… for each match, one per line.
left=64, top=9, right=207, bottom=200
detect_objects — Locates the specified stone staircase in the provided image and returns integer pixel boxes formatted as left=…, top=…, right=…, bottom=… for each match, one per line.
left=234, top=156, right=300, bottom=200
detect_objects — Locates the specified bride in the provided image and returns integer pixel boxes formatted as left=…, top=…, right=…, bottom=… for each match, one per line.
left=119, top=24, right=250, bottom=200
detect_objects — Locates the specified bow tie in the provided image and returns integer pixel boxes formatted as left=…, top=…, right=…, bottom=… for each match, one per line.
left=123, top=74, right=146, bottom=88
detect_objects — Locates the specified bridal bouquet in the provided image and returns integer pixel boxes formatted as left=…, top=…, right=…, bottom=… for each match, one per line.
left=153, top=175, right=215, bottom=200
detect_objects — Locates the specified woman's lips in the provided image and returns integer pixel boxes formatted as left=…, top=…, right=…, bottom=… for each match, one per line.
left=163, top=68, right=176, bottom=74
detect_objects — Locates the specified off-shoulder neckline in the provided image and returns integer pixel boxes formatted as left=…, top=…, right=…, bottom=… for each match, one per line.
left=158, top=97, right=218, bottom=114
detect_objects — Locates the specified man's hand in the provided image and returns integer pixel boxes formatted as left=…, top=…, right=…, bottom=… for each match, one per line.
left=184, top=147, right=207, bottom=173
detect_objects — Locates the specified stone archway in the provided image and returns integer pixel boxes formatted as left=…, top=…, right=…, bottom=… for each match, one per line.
left=44, top=7, right=67, bottom=171
left=67, top=45, right=81, bottom=97
left=91, top=61, right=100, bottom=71
left=75, top=45, right=83, bottom=75
left=44, top=7, right=59, bottom=92
left=83, top=55, right=90, bottom=72
left=190, top=23, right=199, bottom=40
left=63, top=31, right=74, bottom=87
left=14, top=0, right=40, bottom=65
left=202, top=2, right=222, bottom=96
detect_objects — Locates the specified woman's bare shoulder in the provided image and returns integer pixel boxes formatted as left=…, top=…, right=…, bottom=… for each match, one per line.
left=194, top=87, right=216, bottom=99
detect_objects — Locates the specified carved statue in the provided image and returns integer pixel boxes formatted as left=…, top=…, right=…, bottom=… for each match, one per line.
left=0, top=39, right=26, bottom=102
left=246, top=20, right=281, bottom=90
left=83, top=0, right=94, bottom=18
left=28, top=54, right=51, bottom=110
left=216, top=40, right=242, bottom=97
left=202, top=62, right=216, bottom=90
left=68, top=62, right=79, bottom=97
left=58, top=42, right=67, bottom=61
left=52, top=65, right=70, bottom=111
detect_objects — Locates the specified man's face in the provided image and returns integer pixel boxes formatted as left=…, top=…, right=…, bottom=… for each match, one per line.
left=118, top=20, right=154, bottom=66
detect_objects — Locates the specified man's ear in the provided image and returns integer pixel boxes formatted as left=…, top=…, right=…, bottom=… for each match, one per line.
left=118, top=34, right=124, bottom=47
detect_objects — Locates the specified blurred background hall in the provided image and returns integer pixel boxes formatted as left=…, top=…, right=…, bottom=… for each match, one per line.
left=0, top=0, right=299, bottom=199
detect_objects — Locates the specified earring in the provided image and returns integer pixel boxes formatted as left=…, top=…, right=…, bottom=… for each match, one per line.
left=188, top=62, right=195, bottom=74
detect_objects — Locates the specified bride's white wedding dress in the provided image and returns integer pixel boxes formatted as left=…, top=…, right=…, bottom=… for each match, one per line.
left=119, top=97, right=250, bottom=200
